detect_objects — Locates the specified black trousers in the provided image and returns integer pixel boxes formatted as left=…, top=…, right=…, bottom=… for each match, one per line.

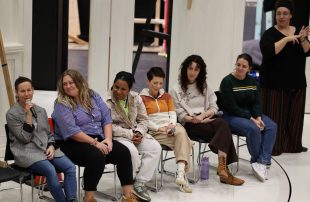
left=57, top=139, right=133, bottom=191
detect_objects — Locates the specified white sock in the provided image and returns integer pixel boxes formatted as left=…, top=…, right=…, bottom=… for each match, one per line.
left=177, top=162, right=185, bottom=172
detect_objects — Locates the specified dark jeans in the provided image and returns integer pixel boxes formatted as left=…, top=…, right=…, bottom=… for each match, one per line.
left=29, top=156, right=77, bottom=202
left=57, top=139, right=133, bottom=191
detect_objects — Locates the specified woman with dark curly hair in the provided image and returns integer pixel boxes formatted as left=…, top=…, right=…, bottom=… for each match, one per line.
left=170, top=55, right=244, bottom=186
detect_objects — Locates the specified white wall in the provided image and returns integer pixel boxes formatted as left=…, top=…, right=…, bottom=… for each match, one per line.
left=169, top=0, right=245, bottom=91
left=88, top=0, right=134, bottom=98
left=0, top=0, right=32, bottom=137
left=306, top=55, right=310, bottom=113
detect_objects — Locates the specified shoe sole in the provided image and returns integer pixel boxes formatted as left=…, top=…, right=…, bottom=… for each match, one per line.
left=178, top=184, right=193, bottom=193
left=219, top=178, right=244, bottom=186
left=252, top=168, right=265, bottom=182
left=133, top=191, right=151, bottom=202
left=175, top=178, right=186, bottom=186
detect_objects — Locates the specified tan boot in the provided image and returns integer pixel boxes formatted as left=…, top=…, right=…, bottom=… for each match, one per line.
left=220, top=169, right=245, bottom=186
left=217, top=156, right=229, bottom=178
left=83, top=197, right=97, bottom=202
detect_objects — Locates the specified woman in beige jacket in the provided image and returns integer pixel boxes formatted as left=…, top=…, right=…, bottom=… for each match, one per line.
left=106, top=71, right=161, bottom=202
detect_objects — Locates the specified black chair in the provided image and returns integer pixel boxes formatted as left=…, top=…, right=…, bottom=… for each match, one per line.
left=214, top=91, right=247, bottom=174
left=0, top=166, right=23, bottom=202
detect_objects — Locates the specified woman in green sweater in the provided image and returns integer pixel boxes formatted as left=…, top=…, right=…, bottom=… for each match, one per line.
left=220, top=53, right=277, bottom=183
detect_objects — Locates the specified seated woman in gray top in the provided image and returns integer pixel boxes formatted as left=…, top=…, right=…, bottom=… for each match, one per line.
left=6, top=76, right=77, bottom=202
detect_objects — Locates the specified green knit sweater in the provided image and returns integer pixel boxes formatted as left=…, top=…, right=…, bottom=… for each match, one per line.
left=219, top=74, right=262, bottom=119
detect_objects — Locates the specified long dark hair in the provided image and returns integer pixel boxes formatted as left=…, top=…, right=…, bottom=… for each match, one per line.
left=179, top=55, right=207, bottom=94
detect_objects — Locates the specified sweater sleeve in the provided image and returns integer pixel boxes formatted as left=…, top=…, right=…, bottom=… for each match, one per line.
left=220, top=76, right=252, bottom=119
left=249, top=82, right=262, bottom=118
left=260, top=28, right=276, bottom=62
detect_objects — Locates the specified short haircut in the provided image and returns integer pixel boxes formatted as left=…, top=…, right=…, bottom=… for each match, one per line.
left=14, top=76, right=33, bottom=91
left=146, top=66, right=165, bottom=81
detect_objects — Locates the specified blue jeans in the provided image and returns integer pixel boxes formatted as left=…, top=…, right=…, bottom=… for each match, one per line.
left=29, top=156, right=77, bottom=202
left=223, top=113, right=277, bottom=165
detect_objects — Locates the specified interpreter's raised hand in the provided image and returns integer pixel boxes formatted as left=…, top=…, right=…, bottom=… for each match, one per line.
left=299, top=26, right=310, bottom=41
left=46, top=145, right=55, bottom=160
left=286, top=34, right=300, bottom=44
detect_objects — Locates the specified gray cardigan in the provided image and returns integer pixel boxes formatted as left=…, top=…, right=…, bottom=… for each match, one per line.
left=6, top=103, right=63, bottom=168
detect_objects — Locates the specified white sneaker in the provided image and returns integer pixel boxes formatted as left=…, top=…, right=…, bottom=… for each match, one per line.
left=251, top=162, right=266, bottom=182
left=175, top=170, right=186, bottom=185
left=178, top=176, right=192, bottom=193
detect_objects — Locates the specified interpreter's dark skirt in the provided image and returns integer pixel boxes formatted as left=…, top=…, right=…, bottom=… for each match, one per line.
left=184, top=118, right=238, bottom=165
left=260, top=87, right=306, bottom=155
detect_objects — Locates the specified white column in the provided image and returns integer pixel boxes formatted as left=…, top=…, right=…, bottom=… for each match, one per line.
left=0, top=0, right=32, bottom=136
left=88, top=0, right=134, bottom=98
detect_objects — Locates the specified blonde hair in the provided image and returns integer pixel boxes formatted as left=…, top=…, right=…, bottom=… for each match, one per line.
left=56, top=69, right=94, bottom=112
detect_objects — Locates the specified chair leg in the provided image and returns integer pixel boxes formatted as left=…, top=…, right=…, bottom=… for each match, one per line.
left=95, top=165, right=120, bottom=201
left=236, top=136, right=240, bottom=174
left=78, top=166, right=81, bottom=202
left=113, top=165, right=117, bottom=200
left=19, top=177, right=23, bottom=202
left=31, top=175, right=34, bottom=202
left=197, top=142, right=202, bottom=181
left=187, top=145, right=197, bottom=184
left=160, top=150, right=164, bottom=191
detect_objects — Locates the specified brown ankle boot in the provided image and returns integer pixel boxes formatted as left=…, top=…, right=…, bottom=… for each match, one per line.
left=217, top=156, right=228, bottom=178
left=83, top=197, right=97, bottom=202
left=121, top=193, right=138, bottom=202
left=220, top=169, right=245, bottom=186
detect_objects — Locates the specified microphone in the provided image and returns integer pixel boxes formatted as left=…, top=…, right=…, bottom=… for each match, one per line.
left=26, top=99, right=37, bottom=118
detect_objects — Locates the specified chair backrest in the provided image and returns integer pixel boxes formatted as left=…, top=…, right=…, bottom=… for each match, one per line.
left=214, top=91, right=223, bottom=110
left=48, top=118, right=55, bottom=133
left=4, top=124, right=15, bottom=162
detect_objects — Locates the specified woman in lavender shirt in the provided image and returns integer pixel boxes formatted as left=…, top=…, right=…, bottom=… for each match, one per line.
left=52, top=69, right=137, bottom=202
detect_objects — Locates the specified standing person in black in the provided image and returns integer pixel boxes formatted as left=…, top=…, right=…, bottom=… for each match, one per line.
left=259, top=0, right=310, bottom=155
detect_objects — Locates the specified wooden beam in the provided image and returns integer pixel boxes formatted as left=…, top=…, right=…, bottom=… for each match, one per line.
left=187, top=0, right=193, bottom=9
left=0, top=30, right=15, bottom=107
